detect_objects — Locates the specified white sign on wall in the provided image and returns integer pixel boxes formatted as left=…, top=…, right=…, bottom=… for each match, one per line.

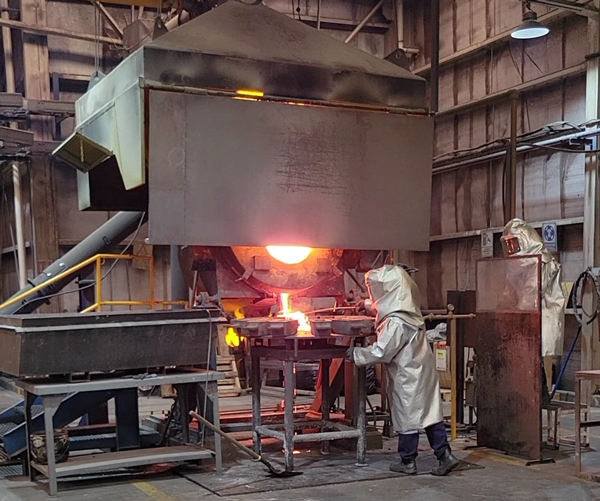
left=481, top=230, right=494, bottom=258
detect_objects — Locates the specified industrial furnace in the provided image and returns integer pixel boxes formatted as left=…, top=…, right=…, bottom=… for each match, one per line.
left=22, top=0, right=436, bottom=479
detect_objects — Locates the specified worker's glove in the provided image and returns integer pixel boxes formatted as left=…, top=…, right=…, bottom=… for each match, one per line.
left=346, top=347, right=355, bottom=362
left=355, top=299, right=374, bottom=316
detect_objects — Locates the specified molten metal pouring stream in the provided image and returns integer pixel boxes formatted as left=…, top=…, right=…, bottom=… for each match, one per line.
left=278, top=292, right=309, bottom=446
left=279, top=292, right=311, bottom=332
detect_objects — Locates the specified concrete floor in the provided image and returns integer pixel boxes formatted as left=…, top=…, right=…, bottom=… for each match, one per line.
left=2, top=390, right=600, bottom=500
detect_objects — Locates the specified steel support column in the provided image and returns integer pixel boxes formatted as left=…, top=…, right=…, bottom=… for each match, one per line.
left=504, top=91, right=519, bottom=222
left=430, top=0, right=440, bottom=113
left=1, top=0, right=15, bottom=95
left=582, top=7, right=600, bottom=397
left=12, top=162, right=27, bottom=289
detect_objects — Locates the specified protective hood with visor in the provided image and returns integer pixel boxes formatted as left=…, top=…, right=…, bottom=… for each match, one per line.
left=365, top=264, right=425, bottom=328
left=502, top=218, right=566, bottom=356
left=353, top=265, right=443, bottom=433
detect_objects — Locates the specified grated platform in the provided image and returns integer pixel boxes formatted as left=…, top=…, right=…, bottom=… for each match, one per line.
left=13, top=405, right=44, bottom=418
left=0, top=422, right=17, bottom=437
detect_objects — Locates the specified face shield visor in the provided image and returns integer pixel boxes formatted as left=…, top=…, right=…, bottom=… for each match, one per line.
left=501, top=235, right=522, bottom=256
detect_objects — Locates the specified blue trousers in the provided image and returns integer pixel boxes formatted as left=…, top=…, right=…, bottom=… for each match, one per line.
left=397, top=421, right=449, bottom=463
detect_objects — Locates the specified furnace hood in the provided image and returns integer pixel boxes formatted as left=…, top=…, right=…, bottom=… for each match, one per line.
left=54, top=0, right=434, bottom=251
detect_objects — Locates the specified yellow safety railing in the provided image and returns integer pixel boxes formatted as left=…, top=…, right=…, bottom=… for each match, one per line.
left=0, top=253, right=189, bottom=314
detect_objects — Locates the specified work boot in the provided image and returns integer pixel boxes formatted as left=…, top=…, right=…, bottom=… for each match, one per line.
left=389, top=460, right=417, bottom=475
left=431, top=449, right=460, bottom=476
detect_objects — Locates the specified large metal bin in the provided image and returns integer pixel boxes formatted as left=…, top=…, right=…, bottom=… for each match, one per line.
left=0, top=309, right=225, bottom=377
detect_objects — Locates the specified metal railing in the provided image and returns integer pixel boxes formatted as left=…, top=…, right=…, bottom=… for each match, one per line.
left=0, top=253, right=189, bottom=314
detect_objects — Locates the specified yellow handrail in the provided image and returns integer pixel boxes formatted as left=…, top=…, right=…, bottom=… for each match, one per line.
left=0, top=253, right=129, bottom=312
left=80, top=300, right=189, bottom=314
left=0, top=253, right=188, bottom=313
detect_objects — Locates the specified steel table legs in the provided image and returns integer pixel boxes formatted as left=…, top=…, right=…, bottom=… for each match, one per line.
left=355, top=337, right=367, bottom=466
left=356, top=365, right=367, bottom=466
left=284, top=360, right=295, bottom=471
left=321, top=359, right=330, bottom=454
left=252, top=354, right=262, bottom=455
left=114, top=388, right=140, bottom=450
left=41, top=394, right=64, bottom=496
left=207, top=380, right=223, bottom=473
left=250, top=345, right=369, bottom=472
left=175, top=384, right=191, bottom=444
left=24, top=391, right=35, bottom=480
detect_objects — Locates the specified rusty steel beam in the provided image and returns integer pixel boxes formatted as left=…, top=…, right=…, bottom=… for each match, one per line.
left=429, top=217, right=584, bottom=243
left=0, top=17, right=122, bottom=45
left=76, top=0, right=181, bottom=7
left=0, top=126, right=34, bottom=145
left=436, top=63, right=586, bottom=117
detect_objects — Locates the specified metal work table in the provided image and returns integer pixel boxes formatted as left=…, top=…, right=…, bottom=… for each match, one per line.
left=18, top=370, right=224, bottom=496
left=249, top=331, right=370, bottom=472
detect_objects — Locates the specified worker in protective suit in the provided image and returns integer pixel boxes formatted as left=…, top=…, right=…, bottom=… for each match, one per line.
left=348, top=265, right=459, bottom=476
left=501, top=218, right=566, bottom=403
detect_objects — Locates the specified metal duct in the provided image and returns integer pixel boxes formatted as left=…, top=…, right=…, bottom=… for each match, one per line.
left=0, top=211, right=146, bottom=315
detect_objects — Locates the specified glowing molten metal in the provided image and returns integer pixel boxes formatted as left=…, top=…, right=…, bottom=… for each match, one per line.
left=278, top=292, right=310, bottom=333
left=266, top=246, right=312, bottom=265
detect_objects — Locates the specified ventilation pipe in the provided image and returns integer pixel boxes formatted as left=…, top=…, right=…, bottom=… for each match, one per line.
left=0, top=211, right=146, bottom=315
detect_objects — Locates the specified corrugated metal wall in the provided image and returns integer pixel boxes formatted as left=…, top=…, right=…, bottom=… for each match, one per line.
left=406, top=1, right=588, bottom=313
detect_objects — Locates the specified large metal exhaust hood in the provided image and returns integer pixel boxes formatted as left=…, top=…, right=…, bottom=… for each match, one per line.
left=54, top=0, right=434, bottom=251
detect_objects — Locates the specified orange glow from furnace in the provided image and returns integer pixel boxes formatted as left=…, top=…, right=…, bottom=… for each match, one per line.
left=266, top=246, right=312, bottom=265
left=278, top=292, right=310, bottom=333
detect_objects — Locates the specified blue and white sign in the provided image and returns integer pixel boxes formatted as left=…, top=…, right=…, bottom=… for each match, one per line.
left=542, top=222, right=557, bottom=252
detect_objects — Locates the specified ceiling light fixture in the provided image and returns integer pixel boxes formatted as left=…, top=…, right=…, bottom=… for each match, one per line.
left=511, top=4, right=550, bottom=40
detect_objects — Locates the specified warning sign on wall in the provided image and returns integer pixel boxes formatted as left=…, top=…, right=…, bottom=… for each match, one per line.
left=481, top=230, right=493, bottom=258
